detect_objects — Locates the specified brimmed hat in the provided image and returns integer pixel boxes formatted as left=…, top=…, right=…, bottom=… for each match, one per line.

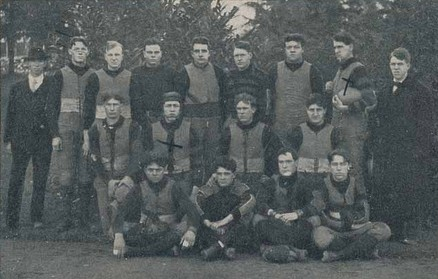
left=27, top=47, right=48, bottom=61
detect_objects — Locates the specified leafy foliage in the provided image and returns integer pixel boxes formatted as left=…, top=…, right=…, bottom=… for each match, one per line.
left=61, top=0, right=238, bottom=70
left=243, top=0, right=438, bottom=88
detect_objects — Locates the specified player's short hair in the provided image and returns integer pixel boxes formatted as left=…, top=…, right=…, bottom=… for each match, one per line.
left=140, top=150, right=168, bottom=168
left=306, top=94, right=328, bottom=109
left=284, top=33, right=305, bottom=46
left=328, top=149, right=351, bottom=163
left=69, top=36, right=89, bottom=49
left=144, top=38, right=162, bottom=49
left=277, top=147, right=299, bottom=162
left=332, top=31, right=355, bottom=45
left=214, top=156, right=237, bottom=173
left=234, top=40, right=252, bottom=53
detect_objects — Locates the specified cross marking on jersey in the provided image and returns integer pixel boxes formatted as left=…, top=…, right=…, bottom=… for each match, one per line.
left=156, top=139, right=183, bottom=152
left=342, top=76, right=352, bottom=96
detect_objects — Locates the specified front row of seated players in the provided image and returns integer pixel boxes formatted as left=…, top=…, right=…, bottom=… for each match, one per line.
left=257, top=148, right=391, bottom=263
left=108, top=146, right=391, bottom=262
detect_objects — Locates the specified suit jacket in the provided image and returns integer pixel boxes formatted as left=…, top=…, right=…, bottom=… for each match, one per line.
left=375, top=74, right=435, bottom=160
left=4, top=75, right=61, bottom=147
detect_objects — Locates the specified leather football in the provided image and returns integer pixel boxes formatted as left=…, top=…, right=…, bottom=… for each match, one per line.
left=337, top=87, right=362, bottom=105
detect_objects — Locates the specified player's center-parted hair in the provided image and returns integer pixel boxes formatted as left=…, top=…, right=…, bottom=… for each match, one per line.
left=102, top=93, right=125, bottom=104
left=105, top=41, right=123, bottom=52
left=306, top=93, right=328, bottom=109
left=234, top=93, right=257, bottom=108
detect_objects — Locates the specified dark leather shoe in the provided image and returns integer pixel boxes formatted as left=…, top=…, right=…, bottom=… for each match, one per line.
left=224, top=247, right=236, bottom=260
left=201, top=244, right=222, bottom=261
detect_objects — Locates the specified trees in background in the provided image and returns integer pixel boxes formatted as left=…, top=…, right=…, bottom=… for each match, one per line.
left=56, top=0, right=238, bottom=70
left=242, top=0, right=438, bottom=87
left=1, top=0, right=437, bottom=87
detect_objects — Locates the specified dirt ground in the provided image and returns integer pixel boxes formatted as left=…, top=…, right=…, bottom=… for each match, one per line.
left=1, top=236, right=438, bottom=279
left=1, top=74, right=438, bottom=279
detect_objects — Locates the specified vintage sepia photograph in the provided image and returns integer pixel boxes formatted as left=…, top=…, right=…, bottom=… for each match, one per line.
left=1, top=0, right=437, bottom=278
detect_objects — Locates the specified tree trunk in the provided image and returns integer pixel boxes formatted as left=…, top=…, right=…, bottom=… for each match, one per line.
left=7, top=35, right=15, bottom=75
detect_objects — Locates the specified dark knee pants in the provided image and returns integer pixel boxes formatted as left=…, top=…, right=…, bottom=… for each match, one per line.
left=255, top=218, right=313, bottom=249
left=7, top=139, right=52, bottom=228
left=124, top=223, right=180, bottom=255
left=198, top=222, right=254, bottom=251
left=189, top=116, right=220, bottom=183
left=49, top=127, right=94, bottom=224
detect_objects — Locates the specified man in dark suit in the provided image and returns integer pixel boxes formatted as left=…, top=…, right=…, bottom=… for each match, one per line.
left=372, top=47, right=435, bottom=244
left=4, top=47, right=61, bottom=233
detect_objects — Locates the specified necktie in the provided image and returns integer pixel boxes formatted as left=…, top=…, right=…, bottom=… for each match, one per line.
left=392, top=82, right=402, bottom=95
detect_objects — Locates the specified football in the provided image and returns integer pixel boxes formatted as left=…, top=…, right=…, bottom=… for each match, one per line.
left=337, top=87, right=362, bottom=105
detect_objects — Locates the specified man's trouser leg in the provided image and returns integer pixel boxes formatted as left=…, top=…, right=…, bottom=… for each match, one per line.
left=49, top=128, right=77, bottom=230
left=344, top=135, right=366, bottom=187
left=30, top=140, right=52, bottom=224
left=94, top=176, right=110, bottom=235
left=77, top=154, right=95, bottom=228
left=6, top=145, right=32, bottom=229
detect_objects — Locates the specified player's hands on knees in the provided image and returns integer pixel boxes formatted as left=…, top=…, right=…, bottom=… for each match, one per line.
left=113, top=233, right=126, bottom=259
left=180, top=230, right=196, bottom=248
left=275, top=212, right=299, bottom=224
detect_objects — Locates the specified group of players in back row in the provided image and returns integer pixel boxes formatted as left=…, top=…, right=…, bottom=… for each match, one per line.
left=4, top=30, right=436, bottom=262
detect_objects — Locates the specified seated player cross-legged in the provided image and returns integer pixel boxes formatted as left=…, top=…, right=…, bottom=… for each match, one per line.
left=111, top=151, right=200, bottom=258
left=195, top=157, right=256, bottom=261
left=312, top=149, right=391, bottom=262
left=254, top=148, right=324, bottom=263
